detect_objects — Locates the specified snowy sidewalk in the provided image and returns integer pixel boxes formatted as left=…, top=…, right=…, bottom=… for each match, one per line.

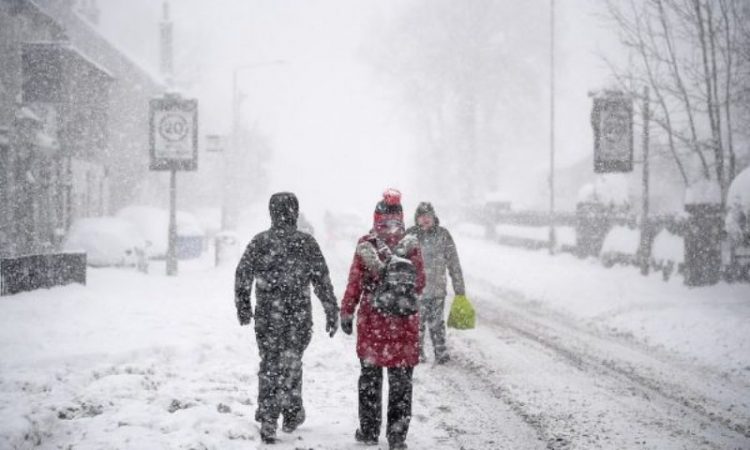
left=0, top=255, right=541, bottom=449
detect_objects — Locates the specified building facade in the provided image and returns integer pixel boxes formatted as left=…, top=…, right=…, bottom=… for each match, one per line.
left=0, top=0, right=164, bottom=256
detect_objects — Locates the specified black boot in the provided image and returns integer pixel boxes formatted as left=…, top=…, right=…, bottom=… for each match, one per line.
left=436, top=353, right=450, bottom=364
left=260, top=421, right=276, bottom=444
left=355, top=428, right=378, bottom=445
left=389, top=440, right=408, bottom=450
left=282, top=408, right=305, bottom=433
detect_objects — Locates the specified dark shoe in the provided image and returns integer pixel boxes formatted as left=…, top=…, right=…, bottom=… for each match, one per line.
left=260, top=421, right=276, bottom=444
left=282, top=409, right=305, bottom=433
left=436, top=353, right=451, bottom=364
left=389, top=440, right=408, bottom=449
left=355, top=428, right=378, bottom=445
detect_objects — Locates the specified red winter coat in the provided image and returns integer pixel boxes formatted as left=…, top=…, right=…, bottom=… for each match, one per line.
left=340, top=232, right=425, bottom=368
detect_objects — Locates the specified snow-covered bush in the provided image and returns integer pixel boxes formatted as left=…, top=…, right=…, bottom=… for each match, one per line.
left=725, top=167, right=750, bottom=245
left=63, top=218, right=147, bottom=267
left=651, top=229, right=684, bottom=281
left=600, top=225, right=639, bottom=267
left=684, top=179, right=722, bottom=206
left=577, top=174, right=630, bottom=210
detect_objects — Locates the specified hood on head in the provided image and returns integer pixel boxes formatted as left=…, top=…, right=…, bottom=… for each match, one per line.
left=414, top=201, right=440, bottom=226
left=269, top=192, right=299, bottom=228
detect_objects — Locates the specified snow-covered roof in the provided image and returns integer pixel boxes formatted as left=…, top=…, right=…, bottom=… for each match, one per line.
left=31, top=0, right=166, bottom=89
left=23, top=41, right=115, bottom=79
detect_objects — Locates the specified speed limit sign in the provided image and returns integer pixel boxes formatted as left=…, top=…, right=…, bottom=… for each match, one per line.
left=150, top=95, right=198, bottom=171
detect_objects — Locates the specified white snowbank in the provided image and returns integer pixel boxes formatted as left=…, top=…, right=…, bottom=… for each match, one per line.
left=651, top=229, right=684, bottom=264
left=684, top=179, right=721, bottom=205
left=600, top=225, right=639, bottom=254
left=63, top=217, right=146, bottom=267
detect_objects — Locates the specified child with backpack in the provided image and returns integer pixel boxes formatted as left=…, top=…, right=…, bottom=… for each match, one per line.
left=340, top=189, right=425, bottom=450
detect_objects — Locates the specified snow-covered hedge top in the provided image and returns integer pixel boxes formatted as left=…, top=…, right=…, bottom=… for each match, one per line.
left=577, top=174, right=630, bottom=207
left=684, top=179, right=721, bottom=205
left=725, top=167, right=750, bottom=242
left=600, top=225, right=640, bottom=254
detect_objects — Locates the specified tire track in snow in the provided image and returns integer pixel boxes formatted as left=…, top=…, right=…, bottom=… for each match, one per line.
left=414, top=361, right=547, bottom=450
left=459, top=277, right=750, bottom=449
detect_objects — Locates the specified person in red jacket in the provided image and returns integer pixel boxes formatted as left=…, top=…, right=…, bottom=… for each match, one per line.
left=340, top=189, right=425, bottom=450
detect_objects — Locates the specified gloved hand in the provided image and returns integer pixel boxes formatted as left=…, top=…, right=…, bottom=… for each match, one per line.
left=341, top=315, right=354, bottom=335
left=236, top=300, right=253, bottom=326
left=326, top=312, right=339, bottom=337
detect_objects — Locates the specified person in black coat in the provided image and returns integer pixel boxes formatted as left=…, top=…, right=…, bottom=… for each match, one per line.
left=234, top=192, right=339, bottom=444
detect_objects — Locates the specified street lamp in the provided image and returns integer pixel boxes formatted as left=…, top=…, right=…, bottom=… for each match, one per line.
left=548, top=0, right=557, bottom=255
left=221, top=60, right=286, bottom=230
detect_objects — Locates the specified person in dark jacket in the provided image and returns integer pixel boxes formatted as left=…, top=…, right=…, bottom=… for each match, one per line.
left=407, top=202, right=465, bottom=364
left=340, top=189, right=425, bottom=450
left=234, top=192, right=339, bottom=444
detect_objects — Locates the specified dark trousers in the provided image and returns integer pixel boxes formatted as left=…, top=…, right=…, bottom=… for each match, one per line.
left=419, top=296, right=447, bottom=358
left=358, top=360, right=414, bottom=444
left=255, top=321, right=311, bottom=426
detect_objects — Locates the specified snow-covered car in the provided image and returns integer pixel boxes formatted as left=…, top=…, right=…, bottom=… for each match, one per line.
left=116, top=206, right=205, bottom=259
left=63, top=217, right=148, bottom=268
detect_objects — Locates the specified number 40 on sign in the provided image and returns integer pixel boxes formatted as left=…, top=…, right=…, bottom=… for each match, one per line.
left=149, top=94, right=198, bottom=171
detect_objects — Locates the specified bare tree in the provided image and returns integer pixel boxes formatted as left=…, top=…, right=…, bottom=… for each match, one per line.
left=602, top=0, right=749, bottom=205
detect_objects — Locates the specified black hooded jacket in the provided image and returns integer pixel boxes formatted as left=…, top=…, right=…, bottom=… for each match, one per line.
left=234, top=193, right=338, bottom=334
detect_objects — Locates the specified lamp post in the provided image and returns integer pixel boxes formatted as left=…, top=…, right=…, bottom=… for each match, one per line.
left=548, top=0, right=557, bottom=254
left=221, top=60, right=286, bottom=231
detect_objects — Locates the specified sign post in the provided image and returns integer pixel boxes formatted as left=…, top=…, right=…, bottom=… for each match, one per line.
left=149, top=94, right=198, bottom=276
left=591, top=91, right=634, bottom=173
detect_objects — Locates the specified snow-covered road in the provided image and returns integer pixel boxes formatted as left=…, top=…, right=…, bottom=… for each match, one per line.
left=1, top=227, right=748, bottom=449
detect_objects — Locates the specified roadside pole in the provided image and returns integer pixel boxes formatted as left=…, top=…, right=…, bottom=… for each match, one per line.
left=149, top=95, right=198, bottom=276
left=166, top=169, right=177, bottom=275
left=639, top=87, right=650, bottom=275
left=548, top=0, right=557, bottom=255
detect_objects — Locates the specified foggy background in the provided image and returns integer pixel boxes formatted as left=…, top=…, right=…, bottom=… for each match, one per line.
left=93, top=0, right=620, bottom=223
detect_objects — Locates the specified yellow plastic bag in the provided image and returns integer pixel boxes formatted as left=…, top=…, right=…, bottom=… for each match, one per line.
left=447, top=295, right=475, bottom=330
